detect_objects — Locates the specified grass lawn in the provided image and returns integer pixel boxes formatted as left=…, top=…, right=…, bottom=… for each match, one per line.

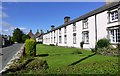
left=35, top=44, right=118, bottom=74
left=7, top=44, right=119, bottom=74
left=36, top=44, right=93, bottom=67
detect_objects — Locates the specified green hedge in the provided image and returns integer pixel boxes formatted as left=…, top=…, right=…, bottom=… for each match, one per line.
left=25, top=39, right=36, bottom=57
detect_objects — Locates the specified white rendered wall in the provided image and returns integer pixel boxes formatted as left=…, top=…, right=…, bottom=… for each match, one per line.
left=96, top=11, right=108, bottom=41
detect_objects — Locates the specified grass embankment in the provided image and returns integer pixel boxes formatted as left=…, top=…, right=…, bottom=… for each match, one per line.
left=7, top=44, right=119, bottom=74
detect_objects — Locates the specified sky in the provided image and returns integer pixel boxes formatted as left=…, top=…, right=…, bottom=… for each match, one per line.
left=1, top=2, right=105, bottom=36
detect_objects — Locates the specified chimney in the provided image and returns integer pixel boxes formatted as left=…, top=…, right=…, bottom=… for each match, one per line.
left=40, top=30, right=43, bottom=33
left=51, top=25, right=55, bottom=30
left=30, top=29, right=32, bottom=33
left=64, top=16, right=70, bottom=23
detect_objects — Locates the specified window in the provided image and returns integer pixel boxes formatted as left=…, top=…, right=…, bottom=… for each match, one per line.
left=73, top=33, right=76, bottom=44
left=59, top=36, right=62, bottom=43
left=82, top=31, right=89, bottom=43
left=54, top=31, right=55, bottom=37
left=51, top=32, right=53, bottom=43
left=64, top=35, right=67, bottom=44
left=73, top=23, right=76, bottom=32
left=83, top=18, right=88, bottom=29
left=59, top=28, right=61, bottom=36
left=64, top=26, right=67, bottom=33
left=109, top=10, right=118, bottom=22
left=115, top=11, right=118, bottom=19
left=51, top=37, right=52, bottom=43
left=109, top=29, right=120, bottom=43
left=54, top=37, right=55, bottom=43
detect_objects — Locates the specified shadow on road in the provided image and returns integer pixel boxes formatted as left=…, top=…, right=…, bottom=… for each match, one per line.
left=68, top=53, right=96, bottom=66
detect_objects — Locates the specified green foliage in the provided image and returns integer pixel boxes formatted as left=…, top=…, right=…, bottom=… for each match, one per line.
left=7, top=44, right=118, bottom=74
left=80, top=41, right=84, bottom=48
left=13, top=28, right=23, bottom=43
left=25, top=39, right=36, bottom=57
left=96, top=38, right=110, bottom=49
left=25, top=58, right=48, bottom=70
left=50, top=44, right=55, bottom=46
left=22, top=34, right=29, bottom=42
left=117, top=44, right=120, bottom=50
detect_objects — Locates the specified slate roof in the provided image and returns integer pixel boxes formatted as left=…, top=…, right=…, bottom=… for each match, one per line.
left=44, top=2, right=120, bottom=34
left=28, top=30, right=35, bottom=39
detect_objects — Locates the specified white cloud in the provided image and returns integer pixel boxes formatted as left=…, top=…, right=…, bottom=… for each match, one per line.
left=2, top=21, right=29, bottom=35
left=2, top=21, right=15, bottom=35
left=19, top=27, right=29, bottom=34
left=0, top=12, right=9, bottom=18
left=19, top=27, right=26, bottom=30
left=2, top=21, right=15, bottom=30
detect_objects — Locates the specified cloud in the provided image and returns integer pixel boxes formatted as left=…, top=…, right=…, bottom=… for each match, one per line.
left=1, top=21, right=15, bottom=35
left=2, top=12, right=8, bottom=18
left=2, top=21, right=15, bottom=30
left=0, top=6, right=8, bottom=18
left=2, top=21, right=29, bottom=35
left=0, top=12, right=9, bottom=18
left=19, top=27, right=29, bottom=34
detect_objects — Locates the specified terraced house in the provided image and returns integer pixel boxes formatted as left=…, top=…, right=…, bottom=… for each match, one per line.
left=43, top=2, right=120, bottom=49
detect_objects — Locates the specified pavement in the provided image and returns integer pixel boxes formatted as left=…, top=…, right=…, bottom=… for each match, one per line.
left=0, top=43, right=23, bottom=72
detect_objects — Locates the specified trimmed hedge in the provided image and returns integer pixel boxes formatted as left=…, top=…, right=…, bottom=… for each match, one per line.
left=25, top=39, right=36, bottom=57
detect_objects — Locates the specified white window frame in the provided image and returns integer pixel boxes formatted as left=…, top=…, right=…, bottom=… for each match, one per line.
left=82, top=31, right=89, bottom=43
left=64, top=26, right=67, bottom=34
left=59, top=28, right=61, bottom=36
left=109, top=28, right=120, bottom=44
left=73, top=33, right=76, bottom=44
left=73, top=23, right=76, bottom=32
left=59, top=36, right=62, bottom=43
left=109, top=10, right=118, bottom=23
left=83, top=18, right=88, bottom=29
left=64, top=35, right=67, bottom=44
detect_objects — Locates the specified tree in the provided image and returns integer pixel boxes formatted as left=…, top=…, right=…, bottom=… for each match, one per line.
left=22, top=34, right=29, bottom=42
left=13, top=28, right=23, bottom=43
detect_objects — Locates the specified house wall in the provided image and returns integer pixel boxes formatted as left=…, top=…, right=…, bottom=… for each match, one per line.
left=96, top=11, right=108, bottom=41
left=43, top=4, right=119, bottom=49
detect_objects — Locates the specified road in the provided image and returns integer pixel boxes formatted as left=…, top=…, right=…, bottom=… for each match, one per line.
left=0, top=43, right=23, bottom=71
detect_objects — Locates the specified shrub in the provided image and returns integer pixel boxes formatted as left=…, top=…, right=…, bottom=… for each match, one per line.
left=80, top=41, right=84, bottom=49
left=50, top=44, right=55, bottom=46
left=25, top=58, right=48, bottom=70
left=117, top=44, right=120, bottom=50
left=22, top=34, right=29, bottom=42
left=25, top=39, right=36, bottom=57
left=96, top=38, right=110, bottom=49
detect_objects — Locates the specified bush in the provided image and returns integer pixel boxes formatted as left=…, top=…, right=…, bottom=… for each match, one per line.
left=25, top=39, right=36, bottom=57
left=80, top=41, right=84, bottom=49
left=117, top=44, right=120, bottom=50
left=50, top=44, right=55, bottom=46
left=22, top=34, right=29, bottom=42
left=25, top=58, right=48, bottom=70
left=96, top=38, right=110, bottom=49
